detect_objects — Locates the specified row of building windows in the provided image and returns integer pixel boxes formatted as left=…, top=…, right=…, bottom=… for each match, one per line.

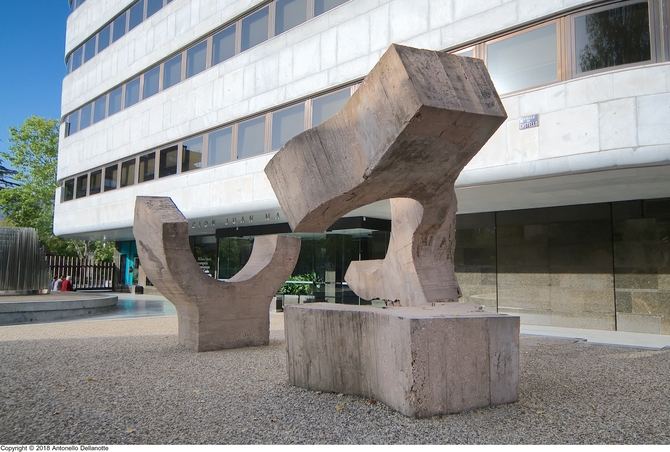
left=67, top=0, right=175, bottom=74
left=63, top=0, right=661, bottom=138
left=61, top=85, right=354, bottom=201
left=65, top=0, right=348, bottom=77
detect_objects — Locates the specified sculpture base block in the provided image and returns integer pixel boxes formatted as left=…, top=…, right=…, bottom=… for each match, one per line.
left=285, top=303, right=519, bottom=417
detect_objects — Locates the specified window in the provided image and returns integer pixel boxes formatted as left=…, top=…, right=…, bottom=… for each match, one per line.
left=312, top=88, right=350, bottom=126
left=83, top=36, right=96, bottom=62
left=575, top=2, right=651, bottom=74
left=486, top=23, right=557, bottom=94
left=455, top=48, right=474, bottom=58
left=138, top=153, right=155, bottom=183
left=76, top=174, right=88, bottom=198
left=128, top=0, right=144, bottom=31
left=212, top=25, right=236, bottom=65
left=315, top=0, right=346, bottom=15
left=125, top=78, right=140, bottom=108
left=120, top=159, right=136, bottom=187
left=79, top=103, right=92, bottom=130
left=275, top=0, right=307, bottom=34
left=208, top=127, right=232, bottom=166
left=108, top=86, right=123, bottom=116
left=67, top=110, right=79, bottom=136
left=186, top=41, right=208, bottom=78
left=93, top=96, right=107, bottom=123
left=182, top=136, right=203, bottom=172
left=159, top=146, right=178, bottom=177
left=104, top=164, right=118, bottom=191
left=89, top=170, right=102, bottom=195
left=272, top=104, right=305, bottom=150
left=63, top=179, right=74, bottom=201
left=98, top=25, right=111, bottom=52
left=143, top=66, right=160, bottom=99
left=237, top=116, right=266, bottom=159
left=112, top=12, right=127, bottom=42
left=241, top=6, right=269, bottom=51
left=147, top=0, right=163, bottom=18
left=71, top=47, right=83, bottom=71
left=163, top=54, right=182, bottom=89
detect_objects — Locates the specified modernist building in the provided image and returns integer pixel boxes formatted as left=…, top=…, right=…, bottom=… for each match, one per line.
left=56, top=0, right=670, bottom=335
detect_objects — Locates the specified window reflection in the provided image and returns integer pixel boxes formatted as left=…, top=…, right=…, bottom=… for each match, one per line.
left=143, top=66, right=160, bottom=99
left=272, top=104, right=305, bottom=150
left=125, top=78, right=141, bottom=108
left=163, top=54, right=182, bottom=89
left=237, top=116, right=266, bottom=159
left=76, top=174, right=88, bottom=198
left=312, top=88, right=350, bottom=126
left=208, top=127, right=232, bottom=166
left=276, top=0, right=307, bottom=34
left=121, top=159, right=136, bottom=187
left=212, top=26, right=236, bottom=65
left=104, top=164, right=118, bottom=191
left=182, top=137, right=203, bottom=172
left=159, top=146, right=178, bottom=178
left=89, top=170, right=102, bottom=195
left=241, top=7, right=269, bottom=51
left=186, top=41, right=208, bottom=78
left=138, top=153, right=155, bottom=183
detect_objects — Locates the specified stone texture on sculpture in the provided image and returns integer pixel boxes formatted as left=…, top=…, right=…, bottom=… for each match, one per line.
left=265, top=44, right=507, bottom=306
left=133, top=196, right=300, bottom=352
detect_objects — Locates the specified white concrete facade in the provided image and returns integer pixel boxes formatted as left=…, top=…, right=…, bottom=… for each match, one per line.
left=55, top=0, right=670, bottom=239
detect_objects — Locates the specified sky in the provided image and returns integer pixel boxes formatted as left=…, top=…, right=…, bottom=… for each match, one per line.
left=0, top=1, right=70, bottom=164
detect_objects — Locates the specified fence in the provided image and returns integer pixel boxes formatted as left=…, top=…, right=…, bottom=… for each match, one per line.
left=47, top=255, right=115, bottom=290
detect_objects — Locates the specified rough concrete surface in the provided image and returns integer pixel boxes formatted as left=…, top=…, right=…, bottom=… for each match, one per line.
left=1, top=315, right=669, bottom=444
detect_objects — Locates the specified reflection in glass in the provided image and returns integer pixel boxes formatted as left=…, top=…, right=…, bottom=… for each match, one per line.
left=128, top=0, right=144, bottom=31
left=138, top=153, right=155, bottom=183
left=63, top=179, right=74, bottom=201
left=237, top=116, right=266, bottom=159
left=312, top=88, right=350, bottom=126
left=93, top=96, right=107, bottom=123
left=272, top=104, right=305, bottom=150
left=68, top=110, right=79, bottom=136
left=84, top=36, right=96, bottom=62
left=208, top=127, right=232, bottom=166
left=125, top=78, right=141, bottom=108
left=163, top=54, right=182, bottom=89
left=108, top=86, right=123, bottom=116
left=89, top=170, right=102, bottom=195
left=575, top=2, right=650, bottom=73
left=121, top=159, right=136, bottom=187
left=315, top=0, right=347, bottom=15
left=186, top=41, right=207, bottom=78
left=455, top=48, right=474, bottom=58
left=143, top=66, right=160, bottom=99
left=182, top=137, right=203, bottom=172
left=276, top=0, right=307, bottom=34
left=104, top=164, right=118, bottom=191
left=79, top=103, right=92, bottom=130
left=487, top=24, right=557, bottom=94
left=147, top=0, right=163, bottom=18
left=241, top=7, right=269, bottom=51
left=112, top=12, right=127, bottom=42
left=71, top=47, right=83, bottom=71
left=98, top=24, right=111, bottom=53
left=159, top=146, right=178, bottom=178
left=76, top=174, right=88, bottom=198
left=212, top=26, right=236, bottom=65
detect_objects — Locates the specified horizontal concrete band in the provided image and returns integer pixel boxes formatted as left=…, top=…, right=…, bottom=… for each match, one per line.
left=0, top=294, right=118, bottom=325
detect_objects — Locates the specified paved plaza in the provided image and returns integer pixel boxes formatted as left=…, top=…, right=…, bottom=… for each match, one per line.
left=1, top=310, right=668, bottom=444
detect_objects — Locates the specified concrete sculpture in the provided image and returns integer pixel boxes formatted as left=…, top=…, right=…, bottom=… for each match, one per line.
left=266, top=44, right=518, bottom=416
left=133, top=196, right=300, bottom=352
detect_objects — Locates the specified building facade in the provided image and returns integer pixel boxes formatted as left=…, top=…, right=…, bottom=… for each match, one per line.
left=56, top=0, right=670, bottom=334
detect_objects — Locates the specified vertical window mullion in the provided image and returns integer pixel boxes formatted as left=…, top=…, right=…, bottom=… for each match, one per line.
left=176, top=143, right=183, bottom=174
left=231, top=124, right=239, bottom=160
left=268, top=1, right=277, bottom=39
left=307, top=0, right=315, bottom=20
left=235, top=19, right=243, bottom=54
left=202, top=134, right=210, bottom=168
left=264, top=113, right=272, bottom=153
left=181, top=50, right=187, bottom=81
left=304, top=99, right=312, bottom=130
left=206, top=36, right=213, bottom=69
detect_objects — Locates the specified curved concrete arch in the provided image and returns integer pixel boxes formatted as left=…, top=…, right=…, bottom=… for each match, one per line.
left=133, top=196, right=300, bottom=351
left=265, top=44, right=506, bottom=306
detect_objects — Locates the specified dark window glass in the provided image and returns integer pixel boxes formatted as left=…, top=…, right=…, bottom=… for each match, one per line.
left=112, top=12, right=127, bottom=42
left=98, top=24, right=111, bottom=52
left=237, top=116, right=266, bottom=159
left=138, top=153, right=155, bottom=183
left=575, top=2, right=650, bottom=74
left=120, top=159, right=136, bottom=187
left=71, top=46, right=83, bottom=71
left=272, top=103, right=304, bottom=150
left=276, top=0, right=307, bottom=34
left=76, top=174, right=88, bottom=198
left=68, top=110, right=79, bottom=136
left=312, top=88, right=350, bottom=126
left=143, top=66, right=160, bottom=98
left=163, top=54, right=182, bottom=88
left=159, top=146, right=178, bottom=177
left=147, top=0, right=163, bottom=18
left=128, top=0, right=144, bottom=31
left=83, top=36, right=96, bottom=62
left=93, top=96, right=107, bottom=123
left=208, top=127, right=232, bottom=166
left=182, top=136, right=203, bottom=172
left=104, top=164, right=118, bottom=191
left=487, top=23, right=557, bottom=94
left=89, top=170, right=102, bottom=195
left=315, top=0, right=346, bottom=15
left=186, top=41, right=207, bottom=78
left=125, top=78, right=141, bottom=108
left=212, top=25, right=236, bottom=65
left=108, top=86, right=123, bottom=116
left=79, top=103, right=92, bottom=130
left=241, top=6, right=269, bottom=51
left=63, top=179, right=74, bottom=201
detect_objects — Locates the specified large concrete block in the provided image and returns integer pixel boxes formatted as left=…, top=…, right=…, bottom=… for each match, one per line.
left=285, top=303, right=519, bottom=417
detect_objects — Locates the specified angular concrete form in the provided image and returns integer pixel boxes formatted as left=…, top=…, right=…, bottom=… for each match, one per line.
left=265, top=44, right=507, bottom=306
left=133, top=196, right=300, bottom=351
left=285, top=303, right=520, bottom=417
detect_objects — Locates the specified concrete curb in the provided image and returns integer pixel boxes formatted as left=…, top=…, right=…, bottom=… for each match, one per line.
left=0, top=294, right=118, bottom=325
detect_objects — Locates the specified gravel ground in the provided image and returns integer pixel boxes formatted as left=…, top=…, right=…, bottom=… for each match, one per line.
left=1, top=315, right=669, bottom=445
